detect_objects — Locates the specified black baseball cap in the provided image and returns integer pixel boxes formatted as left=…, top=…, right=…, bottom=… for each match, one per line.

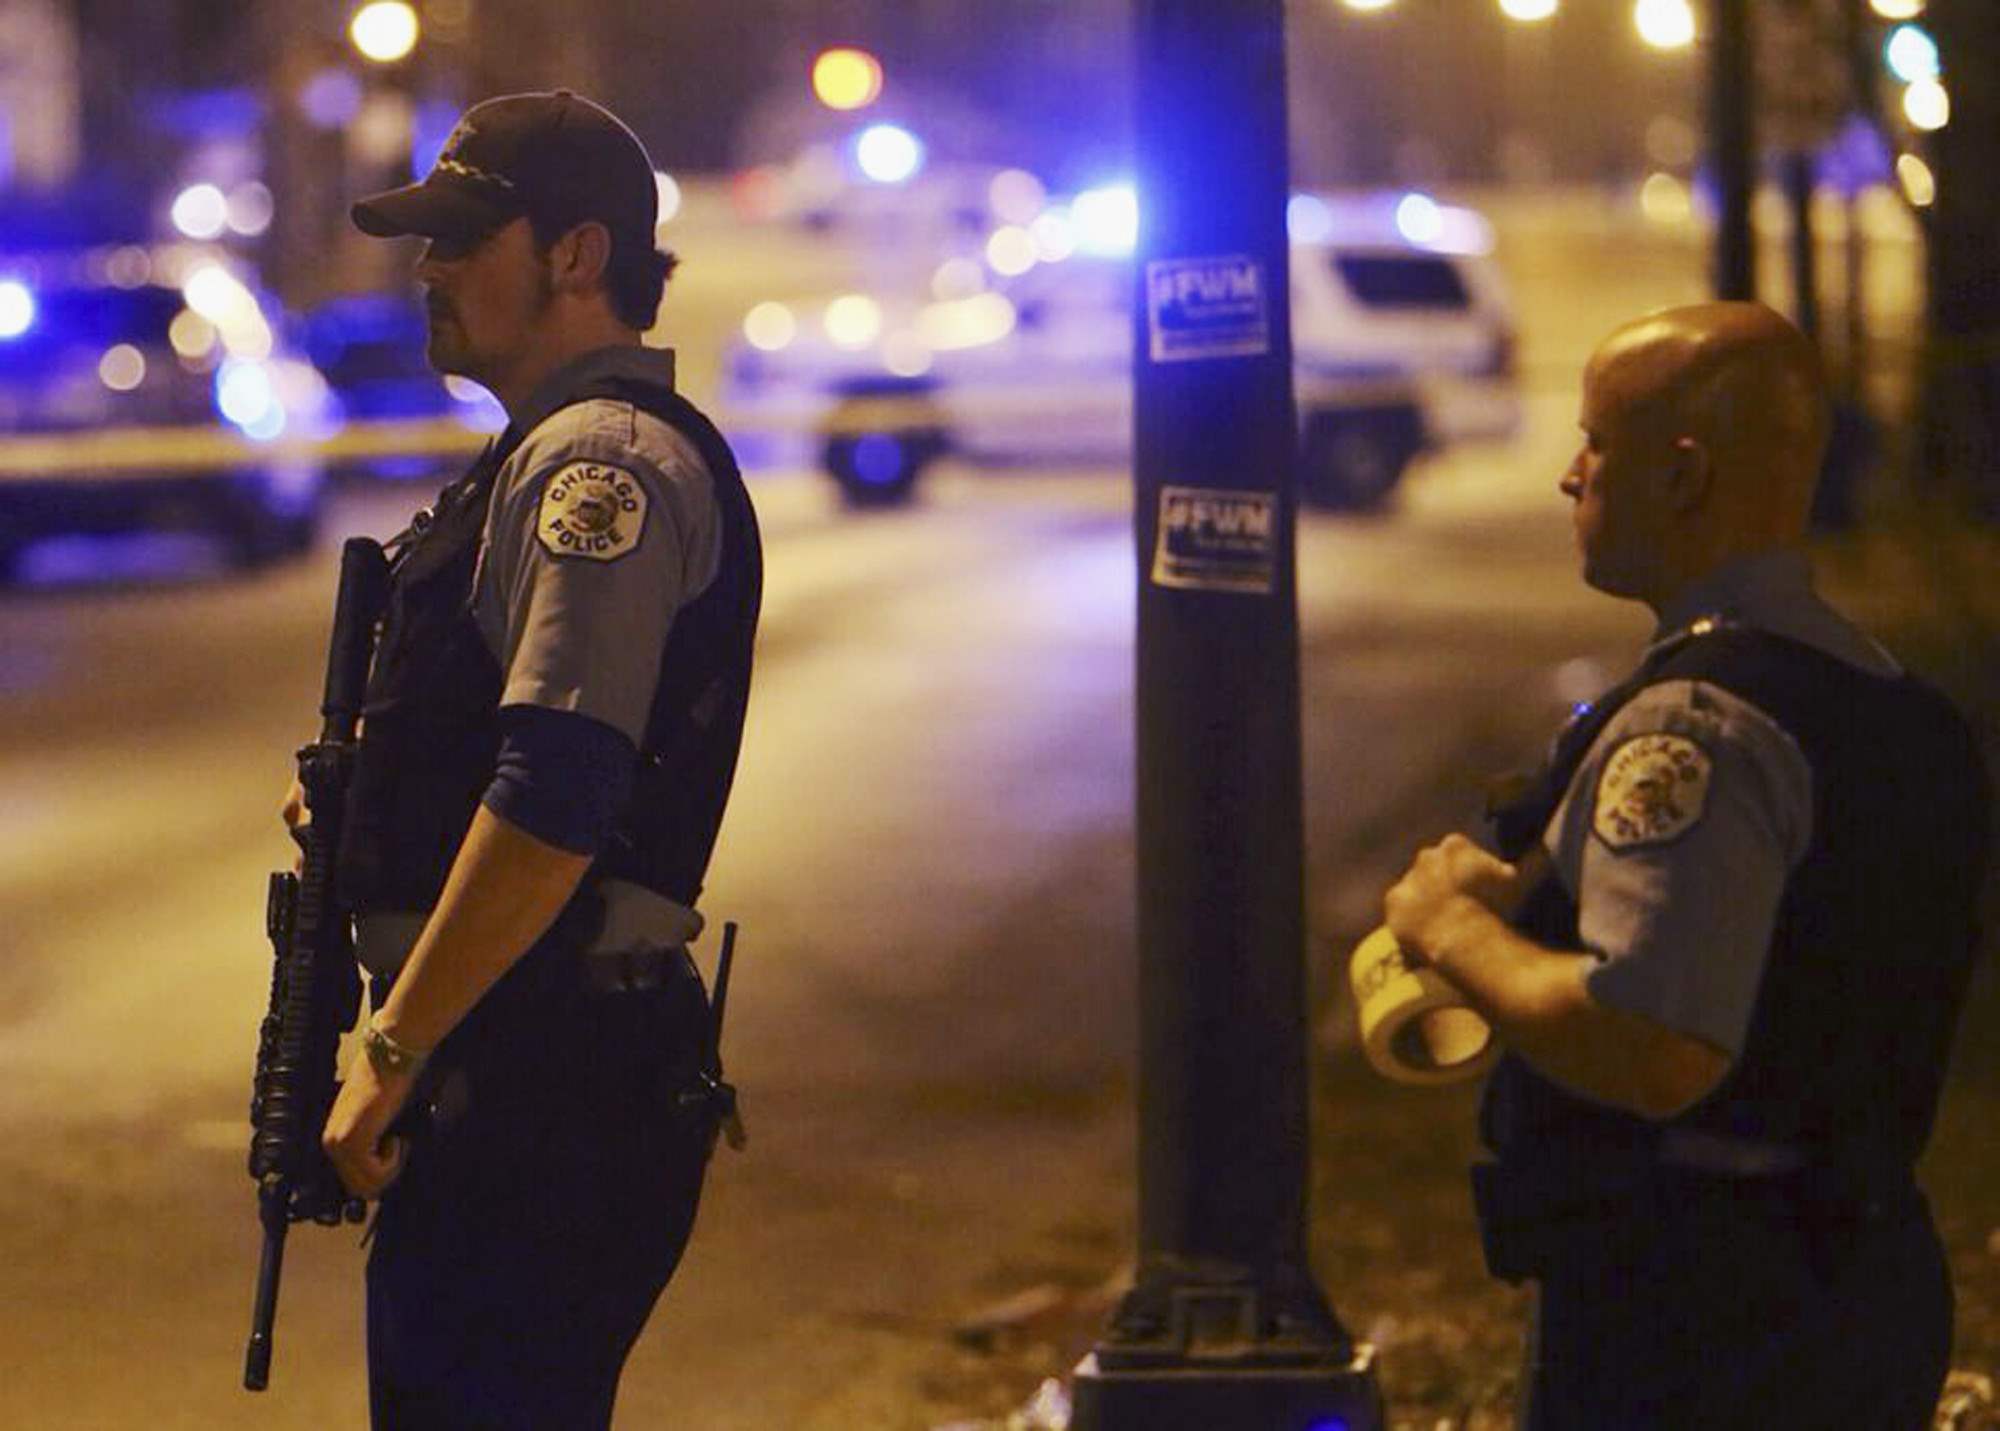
left=351, top=90, right=657, bottom=245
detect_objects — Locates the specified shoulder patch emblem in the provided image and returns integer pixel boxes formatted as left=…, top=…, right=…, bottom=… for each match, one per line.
left=1592, top=732, right=1713, bottom=850
left=536, top=461, right=646, bottom=563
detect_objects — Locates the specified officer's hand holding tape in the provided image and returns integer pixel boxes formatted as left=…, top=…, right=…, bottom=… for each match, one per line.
left=1351, top=836, right=1548, bottom=1085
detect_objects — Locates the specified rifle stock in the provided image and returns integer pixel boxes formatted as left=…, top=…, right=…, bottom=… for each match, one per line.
left=243, top=537, right=389, bottom=1391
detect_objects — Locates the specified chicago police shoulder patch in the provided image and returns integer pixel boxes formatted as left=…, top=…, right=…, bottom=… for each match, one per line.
left=1592, top=732, right=1713, bottom=850
left=535, top=460, right=647, bottom=563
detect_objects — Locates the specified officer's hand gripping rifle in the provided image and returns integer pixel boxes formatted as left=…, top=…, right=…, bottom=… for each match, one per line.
left=242, top=537, right=389, bottom=1392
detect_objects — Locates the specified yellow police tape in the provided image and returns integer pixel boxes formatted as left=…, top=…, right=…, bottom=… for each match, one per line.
left=1348, top=925, right=1497, bottom=1086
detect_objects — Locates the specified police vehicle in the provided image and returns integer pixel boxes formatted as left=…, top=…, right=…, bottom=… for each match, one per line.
left=719, top=188, right=1520, bottom=509
left=298, top=291, right=504, bottom=481
left=0, top=244, right=331, bottom=585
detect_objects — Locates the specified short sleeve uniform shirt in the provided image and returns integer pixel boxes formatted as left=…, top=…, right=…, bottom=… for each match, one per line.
left=1542, top=550, right=1902, bottom=1059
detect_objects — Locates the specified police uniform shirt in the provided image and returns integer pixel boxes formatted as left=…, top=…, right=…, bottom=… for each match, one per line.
left=473, top=344, right=721, bottom=750
left=1542, top=550, right=1903, bottom=1058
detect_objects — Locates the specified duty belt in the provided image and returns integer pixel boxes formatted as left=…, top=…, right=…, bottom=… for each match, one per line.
left=354, top=877, right=703, bottom=982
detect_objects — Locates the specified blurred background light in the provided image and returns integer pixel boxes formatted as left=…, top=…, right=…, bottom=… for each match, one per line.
left=742, top=301, right=798, bottom=352
left=1070, top=184, right=1138, bottom=256
left=1394, top=191, right=1444, bottom=246
left=654, top=170, right=683, bottom=225
left=98, top=344, right=147, bottom=392
left=1903, top=77, right=1949, bottom=130
left=1340, top=0, right=1396, bottom=11
left=0, top=280, right=37, bottom=339
left=1896, top=153, right=1936, bottom=207
left=854, top=123, right=924, bottom=184
left=1639, top=171, right=1693, bottom=225
left=349, top=1, right=419, bottom=63
left=170, top=183, right=229, bottom=240
left=1634, top=0, right=1696, bottom=50
left=225, top=182, right=274, bottom=238
left=1287, top=193, right=1336, bottom=244
left=1498, top=0, right=1559, bottom=22
left=298, top=67, right=363, bottom=129
left=918, top=292, right=1016, bottom=351
left=181, top=264, right=255, bottom=325
left=984, top=225, right=1037, bottom=277
left=169, top=309, right=218, bottom=361
left=881, top=330, right=933, bottom=377
left=824, top=294, right=883, bottom=349
left=930, top=257, right=986, bottom=301
left=216, top=358, right=277, bottom=429
left=1884, top=24, right=1941, bottom=83
left=988, top=168, right=1047, bottom=227
left=1030, top=210, right=1077, bottom=263
left=105, top=246, right=152, bottom=288
left=812, top=47, right=884, bottom=111
left=1870, top=0, right=1924, bottom=16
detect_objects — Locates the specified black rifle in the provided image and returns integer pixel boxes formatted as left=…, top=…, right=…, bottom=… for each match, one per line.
left=243, top=537, right=389, bottom=1392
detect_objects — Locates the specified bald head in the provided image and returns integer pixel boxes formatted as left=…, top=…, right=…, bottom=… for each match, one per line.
left=1587, top=301, right=1829, bottom=539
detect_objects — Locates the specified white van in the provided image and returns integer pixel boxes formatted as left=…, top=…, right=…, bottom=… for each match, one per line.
left=720, top=190, right=1521, bottom=509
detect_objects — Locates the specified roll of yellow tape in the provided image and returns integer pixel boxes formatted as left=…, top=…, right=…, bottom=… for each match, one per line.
left=1348, top=926, right=1497, bottom=1086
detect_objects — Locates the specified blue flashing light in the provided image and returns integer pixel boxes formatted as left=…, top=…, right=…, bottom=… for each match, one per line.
left=1885, top=24, right=1941, bottom=84
left=1394, top=192, right=1444, bottom=247
left=851, top=433, right=908, bottom=485
left=0, top=279, right=35, bottom=339
left=1288, top=193, right=1336, bottom=244
left=1303, top=1421, right=1349, bottom=1431
left=855, top=124, right=924, bottom=184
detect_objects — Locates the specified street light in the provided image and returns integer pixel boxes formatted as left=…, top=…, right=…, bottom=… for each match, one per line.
left=1870, top=0, right=1924, bottom=18
left=1634, top=0, right=1696, bottom=51
left=1902, top=77, right=1949, bottom=131
left=1896, top=153, right=1936, bottom=207
left=349, top=1, right=419, bottom=64
left=1498, top=0, right=1558, bottom=21
left=1884, top=24, right=1941, bottom=83
left=1339, top=0, right=1396, bottom=12
left=811, top=47, right=883, bottom=111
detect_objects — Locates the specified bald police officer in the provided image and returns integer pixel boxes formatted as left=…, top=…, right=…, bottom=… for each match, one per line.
left=296, top=91, right=760, bottom=1428
left=1381, top=303, right=1989, bottom=1428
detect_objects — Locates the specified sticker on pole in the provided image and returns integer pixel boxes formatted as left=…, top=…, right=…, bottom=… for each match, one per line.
left=1145, top=255, right=1269, bottom=363
left=1152, top=486, right=1277, bottom=595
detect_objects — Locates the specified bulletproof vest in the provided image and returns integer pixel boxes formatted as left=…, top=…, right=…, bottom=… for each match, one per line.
left=336, top=370, right=762, bottom=914
left=1481, top=624, right=1989, bottom=1177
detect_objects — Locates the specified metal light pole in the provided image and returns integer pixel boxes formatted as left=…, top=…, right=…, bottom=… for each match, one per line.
left=1710, top=0, right=1758, bottom=300
left=1069, top=2, right=1382, bottom=1426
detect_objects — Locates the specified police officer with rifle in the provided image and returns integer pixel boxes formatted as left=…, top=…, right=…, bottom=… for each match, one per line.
left=249, top=90, right=758, bottom=1428
left=1378, top=303, right=1989, bottom=1428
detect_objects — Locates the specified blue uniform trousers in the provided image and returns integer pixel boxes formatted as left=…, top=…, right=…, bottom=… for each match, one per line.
left=364, top=944, right=713, bottom=1430
left=1517, top=1169, right=1950, bottom=1430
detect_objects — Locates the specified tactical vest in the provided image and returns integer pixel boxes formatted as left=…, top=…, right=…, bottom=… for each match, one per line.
left=1482, top=625, right=1988, bottom=1181
left=335, top=370, right=762, bottom=916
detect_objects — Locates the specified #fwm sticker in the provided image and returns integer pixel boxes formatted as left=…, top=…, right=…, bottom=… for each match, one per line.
left=1145, top=255, right=1269, bottom=363
left=1152, top=485, right=1277, bottom=595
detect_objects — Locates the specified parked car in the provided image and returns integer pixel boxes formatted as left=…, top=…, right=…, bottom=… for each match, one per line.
left=720, top=190, right=1521, bottom=510
left=0, top=247, right=332, bottom=583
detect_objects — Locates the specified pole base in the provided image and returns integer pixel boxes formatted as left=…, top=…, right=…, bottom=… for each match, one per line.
left=1069, top=1345, right=1385, bottom=1431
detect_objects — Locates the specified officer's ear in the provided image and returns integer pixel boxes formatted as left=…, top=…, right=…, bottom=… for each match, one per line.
left=550, top=221, right=613, bottom=294
left=1665, top=434, right=1714, bottom=514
